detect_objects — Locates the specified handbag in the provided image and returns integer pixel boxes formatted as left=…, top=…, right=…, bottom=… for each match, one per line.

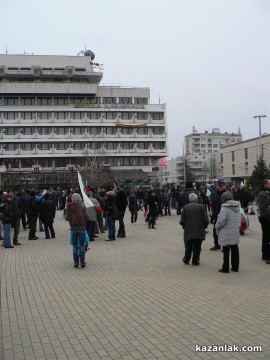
left=111, top=204, right=120, bottom=220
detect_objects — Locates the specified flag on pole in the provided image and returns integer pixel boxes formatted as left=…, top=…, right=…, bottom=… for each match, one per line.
left=77, top=171, right=104, bottom=212
left=77, top=171, right=94, bottom=207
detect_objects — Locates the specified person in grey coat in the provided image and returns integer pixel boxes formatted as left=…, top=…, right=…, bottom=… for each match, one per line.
left=180, top=193, right=209, bottom=265
left=216, top=191, right=240, bottom=273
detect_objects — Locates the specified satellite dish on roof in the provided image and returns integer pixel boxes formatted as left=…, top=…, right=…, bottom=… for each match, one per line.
left=84, top=50, right=95, bottom=60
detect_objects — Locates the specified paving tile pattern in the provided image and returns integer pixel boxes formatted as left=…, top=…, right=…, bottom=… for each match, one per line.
left=0, top=210, right=269, bottom=359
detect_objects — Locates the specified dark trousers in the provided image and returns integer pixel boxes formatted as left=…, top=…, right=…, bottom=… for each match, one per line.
left=86, top=220, right=96, bottom=242
left=117, top=210, right=126, bottom=236
left=213, top=223, right=221, bottom=248
left=259, top=217, right=270, bottom=260
left=13, top=217, right=20, bottom=243
left=222, top=244, right=239, bottom=272
left=130, top=210, right=138, bottom=223
left=164, top=201, right=171, bottom=216
left=184, top=239, right=202, bottom=265
left=148, top=211, right=156, bottom=228
left=20, top=211, right=27, bottom=230
left=28, top=215, right=38, bottom=239
left=44, top=222, right=55, bottom=239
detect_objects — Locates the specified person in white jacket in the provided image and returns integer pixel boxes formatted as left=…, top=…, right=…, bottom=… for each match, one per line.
left=215, top=191, right=240, bottom=273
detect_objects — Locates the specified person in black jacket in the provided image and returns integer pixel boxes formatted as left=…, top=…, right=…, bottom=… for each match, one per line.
left=11, top=192, right=22, bottom=245
left=40, top=193, right=56, bottom=239
left=210, top=179, right=227, bottom=250
left=115, top=187, right=128, bottom=238
left=145, top=191, right=158, bottom=229
left=1, top=193, right=14, bottom=248
left=26, top=190, right=39, bottom=240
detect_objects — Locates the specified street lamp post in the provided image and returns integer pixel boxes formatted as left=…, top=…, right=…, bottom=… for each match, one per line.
left=253, top=115, right=267, bottom=158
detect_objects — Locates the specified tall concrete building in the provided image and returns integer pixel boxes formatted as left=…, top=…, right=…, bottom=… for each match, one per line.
left=0, top=52, right=167, bottom=180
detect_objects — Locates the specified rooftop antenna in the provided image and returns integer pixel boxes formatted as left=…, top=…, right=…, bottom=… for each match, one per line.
left=5, top=46, right=8, bottom=54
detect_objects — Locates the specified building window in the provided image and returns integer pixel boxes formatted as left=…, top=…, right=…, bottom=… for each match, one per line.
left=120, top=112, right=133, bottom=120
left=135, top=157, right=149, bottom=166
left=119, top=97, right=132, bottom=104
left=86, top=97, right=101, bottom=104
left=73, top=143, right=85, bottom=150
left=21, top=112, right=36, bottom=120
left=54, top=112, right=69, bottom=120
left=135, top=98, right=148, bottom=105
left=4, top=97, right=18, bottom=106
left=220, top=154, right=223, bottom=163
left=5, top=128, right=17, bottom=135
left=104, top=112, right=117, bottom=120
left=232, top=151, right=235, bottom=162
left=70, top=112, right=85, bottom=119
left=4, top=112, right=17, bottom=120
left=54, top=158, right=67, bottom=167
left=70, top=97, right=85, bottom=105
left=122, top=142, right=133, bottom=150
left=151, top=127, right=164, bottom=135
left=37, top=127, right=51, bottom=135
left=6, top=143, right=17, bottom=151
left=232, top=164, right=235, bottom=175
left=153, top=142, right=165, bottom=149
left=21, top=97, right=35, bottom=106
left=107, top=157, right=118, bottom=166
left=87, top=112, right=100, bottom=119
left=89, top=127, right=101, bottom=135
left=54, top=143, right=68, bottom=150
left=137, top=142, right=149, bottom=149
left=150, top=112, right=163, bottom=120
left=121, top=128, right=133, bottom=135
left=245, top=148, right=248, bottom=160
left=55, top=127, right=68, bottom=135
left=245, top=162, right=249, bottom=174
left=103, top=97, right=117, bottom=104
left=37, top=97, right=52, bottom=106
left=137, top=127, right=148, bottom=135
left=136, top=112, right=148, bottom=120
left=36, top=112, right=52, bottom=120
left=70, top=127, right=85, bottom=135
left=21, top=127, right=35, bottom=135
left=20, top=143, right=35, bottom=150
left=104, top=142, right=116, bottom=150
left=54, top=97, right=68, bottom=106
left=103, top=127, right=117, bottom=134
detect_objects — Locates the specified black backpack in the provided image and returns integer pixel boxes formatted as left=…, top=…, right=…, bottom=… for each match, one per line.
left=0, top=203, right=5, bottom=221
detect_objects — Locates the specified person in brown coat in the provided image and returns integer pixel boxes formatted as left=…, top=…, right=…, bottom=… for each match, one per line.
left=65, top=193, right=89, bottom=268
left=180, top=193, right=209, bottom=265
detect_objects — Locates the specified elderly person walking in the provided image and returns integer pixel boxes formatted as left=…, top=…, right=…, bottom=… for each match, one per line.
left=180, top=193, right=209, bottom=265
left=215, top=191, right=240, bottom=273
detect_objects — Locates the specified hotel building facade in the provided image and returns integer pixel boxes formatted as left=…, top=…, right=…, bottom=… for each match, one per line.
left=0, top=52, right=167, bottom=178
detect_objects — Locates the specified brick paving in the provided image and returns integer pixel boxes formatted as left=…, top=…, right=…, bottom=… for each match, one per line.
left=0, top=210, right=270, bottom=360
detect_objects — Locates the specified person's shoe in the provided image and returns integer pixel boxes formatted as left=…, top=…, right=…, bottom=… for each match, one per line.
left=231, top=268, right=239, bottom=272
left=5, top=246, right=14, bottom=248
left=29, top=237, right=39, bottom=240
left=239, top=230, right=245, bottom=235
left=105, top=237, right=113, bottom=241
left=74, top=264, right=79, bottom=268
left=265, top=260, right=270, bottom=264
left=81, top=264, right=85, bottom=268
left=13, top=242, right=21, bottom=245
left=192, top=262, right=200, bottom=266
left=94, top=235, right=99, bottom=238
left=151, top=226, right=156, bottom=229
left=182, top=258, right=189, bottom=265
left=219, top=269, right=229, bottom=273
left=210, top=246, right=221, bottom=251
left=51, top=236, right=55, bottom=239
left=45, top=237, right=50, bottom=239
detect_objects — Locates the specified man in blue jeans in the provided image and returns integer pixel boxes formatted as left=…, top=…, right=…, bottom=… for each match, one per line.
left=65, top=193, right=89, bottom=268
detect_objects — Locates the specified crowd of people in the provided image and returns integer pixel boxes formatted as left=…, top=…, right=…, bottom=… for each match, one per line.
left=0, top=178, right=269, bottom=271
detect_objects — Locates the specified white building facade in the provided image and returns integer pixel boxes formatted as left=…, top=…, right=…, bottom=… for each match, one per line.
left=220, top=134, right=270, bottom=185
left=0, top=53, right=167, bottom=176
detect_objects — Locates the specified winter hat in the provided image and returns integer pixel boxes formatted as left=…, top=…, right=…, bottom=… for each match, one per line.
left=221, top=191, right=233, bottom=202
left=71, top=193, right=82, bottom=203
left=106, top=191, right=115, bottom=197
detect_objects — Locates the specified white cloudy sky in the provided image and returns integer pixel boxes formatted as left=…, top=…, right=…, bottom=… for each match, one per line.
left=0, top=0, right=269, bottom=158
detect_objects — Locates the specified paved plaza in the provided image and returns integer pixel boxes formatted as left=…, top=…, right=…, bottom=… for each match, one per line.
left=0, top=210, right=269, bottom=360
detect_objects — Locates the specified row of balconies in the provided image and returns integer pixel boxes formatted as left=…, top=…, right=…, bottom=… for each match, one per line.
left=0, top=131, right=166, bottom=139
left=0, top=146, right=167, bottom=156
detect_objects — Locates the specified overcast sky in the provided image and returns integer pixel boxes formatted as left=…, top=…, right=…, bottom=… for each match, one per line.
left=1, top=0, right=269, bottom=158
